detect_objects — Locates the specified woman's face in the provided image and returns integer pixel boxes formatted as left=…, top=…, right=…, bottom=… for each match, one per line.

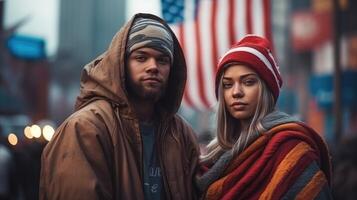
left=222, top=64, right=260, bottom=121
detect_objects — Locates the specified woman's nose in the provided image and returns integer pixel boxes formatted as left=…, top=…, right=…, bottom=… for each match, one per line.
left=232, top=83, right=244, bottom=98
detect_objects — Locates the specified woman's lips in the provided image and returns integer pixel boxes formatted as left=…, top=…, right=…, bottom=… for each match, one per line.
left=231, top=102, right=247, bottom=110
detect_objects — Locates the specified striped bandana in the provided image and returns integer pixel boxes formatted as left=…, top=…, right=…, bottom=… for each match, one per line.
left=126, top=18, right=174, bottom=62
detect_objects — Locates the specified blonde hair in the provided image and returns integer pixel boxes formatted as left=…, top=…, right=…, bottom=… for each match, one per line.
left=201, top=66, right=276, bottom=163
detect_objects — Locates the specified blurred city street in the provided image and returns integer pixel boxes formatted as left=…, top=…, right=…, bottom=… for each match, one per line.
left=1, top=0, right=357, bottom=199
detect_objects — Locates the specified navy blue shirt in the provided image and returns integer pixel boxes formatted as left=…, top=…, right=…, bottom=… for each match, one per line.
left=140, top=123, right=163, bottom=200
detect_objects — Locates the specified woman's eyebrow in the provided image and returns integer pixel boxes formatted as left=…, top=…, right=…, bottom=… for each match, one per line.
left=223, top=73, right=257, bottom=80
left=223, top=76, right=231, bottom=79
left=240, top=73, right=258, bottom=79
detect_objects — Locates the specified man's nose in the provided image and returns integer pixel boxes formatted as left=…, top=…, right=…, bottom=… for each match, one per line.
left=232, top=83, right=244, bottom=98
left=146, top=58, right=159, bottom=73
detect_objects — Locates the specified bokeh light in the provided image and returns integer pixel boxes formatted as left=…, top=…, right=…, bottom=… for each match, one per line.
left=8, top=133, right=18, bottom=146
left=31, top=124, right=42, bottom=138
left=43, top=125, right=55, bottom=141
left=24, top=126, right=33, bottom=139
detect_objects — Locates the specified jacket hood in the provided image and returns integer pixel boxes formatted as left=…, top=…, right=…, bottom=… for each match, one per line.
left=74, top=13, right=187, bottom=117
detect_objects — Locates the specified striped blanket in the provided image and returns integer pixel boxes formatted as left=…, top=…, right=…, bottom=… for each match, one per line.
left=201, top=122, right=332, bottom=200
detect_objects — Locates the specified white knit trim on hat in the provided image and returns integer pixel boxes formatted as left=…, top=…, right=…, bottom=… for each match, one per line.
left=219, top=46, right=280, bottom=90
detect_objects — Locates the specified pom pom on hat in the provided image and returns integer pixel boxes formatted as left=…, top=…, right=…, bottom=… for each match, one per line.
left=215, top=35, right=283, bottom=102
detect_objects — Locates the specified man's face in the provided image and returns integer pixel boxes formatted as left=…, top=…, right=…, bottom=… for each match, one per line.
left=127, top=47, right=171, bottom=102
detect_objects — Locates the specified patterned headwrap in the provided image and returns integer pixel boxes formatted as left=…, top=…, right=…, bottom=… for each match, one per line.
left=126, top=17, right=174, bottom=62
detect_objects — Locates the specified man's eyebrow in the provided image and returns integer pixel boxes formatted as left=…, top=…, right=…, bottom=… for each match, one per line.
left=131, top=50, right=149, bottom=55
left=131, top=50, right=170, bottom=57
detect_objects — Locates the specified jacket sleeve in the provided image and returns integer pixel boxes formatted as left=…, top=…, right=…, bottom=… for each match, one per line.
left=39, top=113, right=114, bottom=200
left=181, top=119, right=201, bottom=200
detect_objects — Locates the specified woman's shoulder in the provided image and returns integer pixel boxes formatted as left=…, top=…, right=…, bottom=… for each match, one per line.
left=261, top=110, right=301, bottom=130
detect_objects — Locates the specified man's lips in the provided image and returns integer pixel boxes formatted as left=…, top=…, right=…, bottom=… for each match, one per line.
left=143, top=77, right=161, bottom=83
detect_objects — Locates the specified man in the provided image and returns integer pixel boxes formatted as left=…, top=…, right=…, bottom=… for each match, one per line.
left=40, top=13, right=200, bottom=200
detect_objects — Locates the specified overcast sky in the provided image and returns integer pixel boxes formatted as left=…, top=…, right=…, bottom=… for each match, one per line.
left=126, top=0, right=161, bottom=19
left=4, top=0, right=161, bottom=57
left=4, top=0, right=59, bottom=56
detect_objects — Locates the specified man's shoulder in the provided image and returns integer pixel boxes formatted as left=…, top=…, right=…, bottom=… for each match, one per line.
left=75, top=100, right=113, bottom=115
left=66, top=100, right=115, bottom=126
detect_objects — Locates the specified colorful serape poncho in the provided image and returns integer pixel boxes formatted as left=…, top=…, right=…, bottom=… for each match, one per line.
left=199, top=121, right=332, bottom=200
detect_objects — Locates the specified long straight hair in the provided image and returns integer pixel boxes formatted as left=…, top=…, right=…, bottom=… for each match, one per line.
left=201, top=66, right=276, bottom=163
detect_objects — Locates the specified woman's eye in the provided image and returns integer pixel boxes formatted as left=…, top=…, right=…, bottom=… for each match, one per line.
left=222, top=83, right=233, bottom=88
left=243, top=79, right=257, bottom=86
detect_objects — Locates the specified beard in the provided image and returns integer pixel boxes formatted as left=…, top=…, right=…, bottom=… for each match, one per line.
left=127, top=79, right=167, bottom=102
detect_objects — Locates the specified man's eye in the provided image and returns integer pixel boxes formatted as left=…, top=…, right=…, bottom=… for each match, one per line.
left=157, top=57, right=170, bottom=65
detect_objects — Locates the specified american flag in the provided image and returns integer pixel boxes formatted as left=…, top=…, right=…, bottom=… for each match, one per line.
left=162, top=0, right=272, bottom=110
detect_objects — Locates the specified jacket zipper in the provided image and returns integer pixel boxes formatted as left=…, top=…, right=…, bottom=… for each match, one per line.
left=135, top=118, right=144, bottom=183
left=158, top=121, right=171, bottom=200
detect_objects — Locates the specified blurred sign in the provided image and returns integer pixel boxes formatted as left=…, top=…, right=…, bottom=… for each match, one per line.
left=312, top=0, right=348, bottom=12
left=291, top=10, right=332, bottom=51
left=312, top=0, right=332, bottom=12
left=7, top=35, right=46, bottom=60
left=4, top=0, right=59, bottom=56
left=347, top=35, right=357, bottom=69
left=309, top=71, right=357, bottom=109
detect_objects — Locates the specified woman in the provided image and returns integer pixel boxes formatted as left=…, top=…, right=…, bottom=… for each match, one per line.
left=196, top=35, right=332, bottom=199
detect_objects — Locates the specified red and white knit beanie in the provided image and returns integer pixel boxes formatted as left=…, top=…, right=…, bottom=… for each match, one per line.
left=215, top=35, right=282, bottom=102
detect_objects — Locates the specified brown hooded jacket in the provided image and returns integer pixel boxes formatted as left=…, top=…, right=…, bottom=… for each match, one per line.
left=39, top=13, right=200, bottom=200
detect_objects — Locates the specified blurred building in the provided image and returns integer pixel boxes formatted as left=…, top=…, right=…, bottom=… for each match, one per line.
left=1, top=1, right=126, bottom=199
left=284, top=0, right=357, bottom=143
left=50, top=0, right=126, bottom=124
left=1, top=0, right=357, bottom=199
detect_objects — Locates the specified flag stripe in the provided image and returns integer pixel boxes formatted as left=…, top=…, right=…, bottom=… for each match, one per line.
left=177, top=24, right=195, bottom=108
left=228, top=0, right=236, bottom=45
left=184, top=0, right=206, bottom=109
left=246, top=0, right=253, bottom=34
left=195, top=17, right=211, bottom=108
left=162, top=0, right=272, bottom=110
left=235, top=0, right=247, bottom=40
left=210, top=0, right=218, bottom=73
left=263, top=0, right=272, bottom=49
left=216, top=0, right=230, bottom=58
left=252, top=0, right=264, bottom=36
left=199, top=0, right=216, bottom=106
